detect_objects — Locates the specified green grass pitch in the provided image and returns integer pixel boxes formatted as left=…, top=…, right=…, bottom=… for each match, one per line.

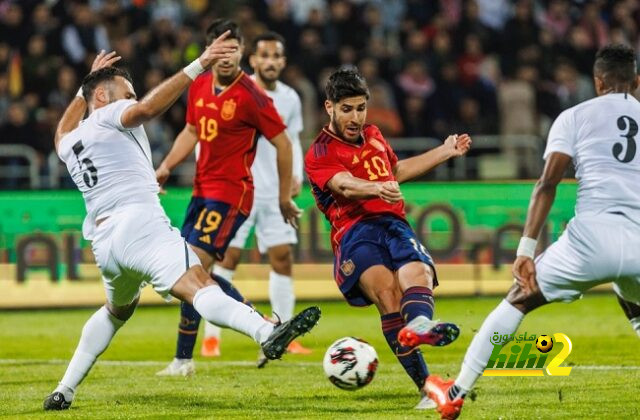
left=1, top=294, right=638, bottom=419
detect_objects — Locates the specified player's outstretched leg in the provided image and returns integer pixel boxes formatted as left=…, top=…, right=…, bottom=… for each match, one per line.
left=427, top=299, right=525, bottom=419
left=158, top=272, right=263, bottom=375
left=191, top=284, right=320, bottom=360
left=381, top=312, right=435, bottom=410
left=44, top=305, right=132, bottom=410
left=397, top=286, right=460, bottom=347
left=170, top=267, right=321, bottom=361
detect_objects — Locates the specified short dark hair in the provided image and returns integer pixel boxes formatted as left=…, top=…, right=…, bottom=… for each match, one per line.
left=594, top=44, right=637, bottom=88
left=206, top=19, right=242, bottom=45
left=81, top=67, right=132, bottom=102
left=325, top=67, right=370, bottom=103
left=252, top=31, right=286, bottom=55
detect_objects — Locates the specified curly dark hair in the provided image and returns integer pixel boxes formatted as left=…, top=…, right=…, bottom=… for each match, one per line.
left=593, top=44, right=637, bottom=89
left=81, top=67, right=133, bottom=102
left=325, top=67, right=370, bottom=103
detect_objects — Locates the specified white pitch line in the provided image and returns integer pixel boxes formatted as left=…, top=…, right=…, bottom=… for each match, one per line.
left=1, top=359, right=640, bottom=370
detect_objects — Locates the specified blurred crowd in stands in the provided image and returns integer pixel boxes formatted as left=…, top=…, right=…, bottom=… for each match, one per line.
left=1, top=0, right=639, bottom=187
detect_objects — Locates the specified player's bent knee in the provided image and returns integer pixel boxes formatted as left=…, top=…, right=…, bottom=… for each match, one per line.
left=397, top=261, right=435, bottom=290
left=105, top=297, right=139, bottom=322
left=506, top=283, right=547, bottom=314
left=170, top=265, right=216, bottom=304
left=268, top=245, right=293, bottom=275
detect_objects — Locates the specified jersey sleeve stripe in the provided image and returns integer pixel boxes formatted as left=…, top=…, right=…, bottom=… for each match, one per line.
left=312, top=133, right=332, bottom=158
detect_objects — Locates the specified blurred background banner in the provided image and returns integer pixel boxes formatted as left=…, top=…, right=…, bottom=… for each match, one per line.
left=0, top=182, right=583, bottom=308
left=0, top=0, right=631, bottom=306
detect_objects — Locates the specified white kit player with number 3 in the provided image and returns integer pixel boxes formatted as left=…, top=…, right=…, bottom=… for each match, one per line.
left=426, top=44, right=640, bottom=420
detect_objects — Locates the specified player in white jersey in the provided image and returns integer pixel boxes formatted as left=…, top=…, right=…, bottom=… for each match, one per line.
left=43, top=38, right=321, bottom=412
left=197, top=31, right=311, bottom=363
left=426, top=44, right=640, bottom=419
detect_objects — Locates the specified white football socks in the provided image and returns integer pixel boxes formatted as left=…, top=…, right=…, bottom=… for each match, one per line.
left=193, top=285, right=273, bottom=344
left=55, top=306, right=126, bottom=400
left=204, top=266, right=236, bottom=339
left=455, top=299, right=524, bottom=392
left=269, top=271, right=295, bottom=322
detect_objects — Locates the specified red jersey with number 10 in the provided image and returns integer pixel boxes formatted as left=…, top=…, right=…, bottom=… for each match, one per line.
left=186, top=71, right=286, bottom=214
left=305, top=124, right=406, bottom=250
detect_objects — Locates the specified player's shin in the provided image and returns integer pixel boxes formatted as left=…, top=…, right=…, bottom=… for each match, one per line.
left=193, top=285, right=274, bottom=343
left=400, top=286, right=434, bottom=322
left=55, top=306, right=126, bottom=400
left=452, top=299, right=524, bottom=399
left=269, top=271, right=295, bottom=322
left=381, top=312, right=428, bottom=389
left=176, top=302, right=202, bottom=359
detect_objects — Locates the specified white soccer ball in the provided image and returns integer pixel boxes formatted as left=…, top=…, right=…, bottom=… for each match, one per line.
left=323, top=337, right=379, bottom=390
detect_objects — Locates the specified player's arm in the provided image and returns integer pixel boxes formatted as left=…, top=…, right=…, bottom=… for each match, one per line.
left=512, top=152, right=572, bottom=289
left=54, top=97, right=87, bottom=150
left=155, top=123, right=198, bottom=188
left=270, top=130, right=302, bottom=227
left=327, top=172, right=403, bottom=203
left=120, top=31, right=235, bottom=129
left=392, top=134, right=471, bottom=183
left=54, top=50, right=122, bottom=150
left=290, top=129, right=304, bottom=197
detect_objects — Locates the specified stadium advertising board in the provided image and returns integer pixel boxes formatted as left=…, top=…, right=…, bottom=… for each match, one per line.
left=0, top=182, right=583, bottom=307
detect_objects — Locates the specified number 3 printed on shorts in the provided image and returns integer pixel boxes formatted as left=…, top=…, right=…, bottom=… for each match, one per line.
left=194, top=209, right=222, bottom=233
left=613, top=115, right=637, bottom=163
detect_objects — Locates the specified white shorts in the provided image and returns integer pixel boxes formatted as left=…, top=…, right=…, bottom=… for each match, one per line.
left=228, top=199, right=297, bottom=253
left=536, top=211, right=640, bottom=304
left=91, top=204, right=200, bottom=306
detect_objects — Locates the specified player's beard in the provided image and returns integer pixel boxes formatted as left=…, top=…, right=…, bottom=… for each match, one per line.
left=331, top=111, right=361, bottom=143
left=258, top=67, right=279, bottom=86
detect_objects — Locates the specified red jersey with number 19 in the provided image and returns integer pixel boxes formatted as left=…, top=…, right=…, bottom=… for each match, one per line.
left=186, top=70, right=286, bottom=214
left=305, top=124, right=406, bottom=250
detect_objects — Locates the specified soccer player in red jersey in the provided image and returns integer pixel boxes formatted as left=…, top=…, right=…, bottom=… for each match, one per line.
left=305, top=68, right=471, bottom=409
left=155, top=20, right=302, bottom=376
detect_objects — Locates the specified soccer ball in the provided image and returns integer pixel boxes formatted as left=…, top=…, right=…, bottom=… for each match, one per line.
left=323, top=337, right=378, bottom=390
left=536, top=335, right=554, bottom=353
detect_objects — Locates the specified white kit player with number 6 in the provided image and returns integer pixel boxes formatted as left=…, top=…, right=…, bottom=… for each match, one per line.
left=43, top=35, right=320, bottom=412
left=199, top=31, right=312, bottom=365
left=426, top=44, right=640, bottom=420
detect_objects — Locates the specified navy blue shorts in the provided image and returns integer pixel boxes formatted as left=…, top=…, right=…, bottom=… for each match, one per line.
left=334, top=215, right=437, bottom=307
left=181, top=197, right=248, bottom=261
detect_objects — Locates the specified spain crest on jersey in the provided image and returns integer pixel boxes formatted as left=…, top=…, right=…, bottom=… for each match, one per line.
left=221, top=99, right=237, bottom=121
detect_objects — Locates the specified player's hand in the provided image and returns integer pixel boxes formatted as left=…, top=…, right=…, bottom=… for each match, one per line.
left=155, top=163, right=170, bottom=194
left=443, top=133, right=472, bottom=158
left=198, top=30, right=237, bottom=68
left=512, top=256, right=537, bottom=292
left=90, top=50, right=121, bottom=72
left=376, top=181, right=403, bottom=203
left=291, top=177, right=302, bottom=198
left=280, top=199, right=303, bottom=229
